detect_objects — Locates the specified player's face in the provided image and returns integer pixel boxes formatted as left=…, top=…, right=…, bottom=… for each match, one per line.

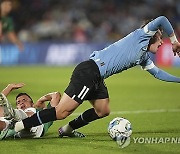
left=149, top=30, right=163, bottom=54
left=1, top=1, right=12, bottom=15
left=16, top=95, right=33, bottom=110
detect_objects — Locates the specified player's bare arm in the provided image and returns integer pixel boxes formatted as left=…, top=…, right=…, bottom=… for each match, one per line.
left=34, top=92, right=61, bottom=109
left=1, top=83, right=25, bottom=96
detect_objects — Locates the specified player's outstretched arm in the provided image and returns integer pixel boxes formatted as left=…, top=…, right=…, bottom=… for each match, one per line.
left=147, top=65, right=180, bottom=83
left=145, top=16, right=174, bottom=36
left=34, top=92, right=61, bottom=109
left=144, top=16, right=180, bottom=56
left=1, top=83, right=25, bottom=96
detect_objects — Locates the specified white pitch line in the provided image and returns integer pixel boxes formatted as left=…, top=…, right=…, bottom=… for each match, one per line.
left=71, top=109, right=180, bottom=116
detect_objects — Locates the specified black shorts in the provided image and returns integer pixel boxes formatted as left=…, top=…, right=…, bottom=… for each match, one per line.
left=65, top=60, right=109, bottom=104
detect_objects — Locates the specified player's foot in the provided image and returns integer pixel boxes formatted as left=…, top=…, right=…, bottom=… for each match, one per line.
left=0, top=93, right=20, bottom=121
left=0, top=119, right=16, bottom=140
left=58, top=127, right=86, bottom=138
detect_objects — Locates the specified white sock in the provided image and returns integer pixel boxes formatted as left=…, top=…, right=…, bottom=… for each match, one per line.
left=62, top=124, right=73, bottom=133
left=14, top=121, right=24, bottom=132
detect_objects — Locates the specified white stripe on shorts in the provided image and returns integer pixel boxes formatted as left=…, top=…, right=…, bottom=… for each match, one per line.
left=78, top=86, right=89, bottom=100
left=72, top=95, right=76, bottom=99
left=81, top=87, right=89, bottom=100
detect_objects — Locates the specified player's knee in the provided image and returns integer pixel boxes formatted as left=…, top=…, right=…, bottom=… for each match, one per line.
left=55, top=109, right=69, bottom=120
left=103, top=107, right=110, bottom=116
left=56, top=112, right=68, bottom=120
left=96, top=107, right=110, bottom=118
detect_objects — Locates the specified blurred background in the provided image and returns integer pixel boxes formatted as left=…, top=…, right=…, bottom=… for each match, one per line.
left=1, top=0, right=180, bottom=66
left=1, top=1, right=180, bottom=153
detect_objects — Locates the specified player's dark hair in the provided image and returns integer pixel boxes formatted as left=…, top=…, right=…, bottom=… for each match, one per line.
left=16, top=93, right=33, bottom=103
left=141, top=18, right=163, bottom=45
left=140, top=19, right=153, bottom=29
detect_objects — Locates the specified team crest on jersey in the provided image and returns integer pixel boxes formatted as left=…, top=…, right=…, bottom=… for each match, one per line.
left=100, top=62, right=105, bottom=66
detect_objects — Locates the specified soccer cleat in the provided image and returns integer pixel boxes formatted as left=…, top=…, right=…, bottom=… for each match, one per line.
left=0, top=93, right=20, bottom=121
left=58, top=127, right=85, bottom=138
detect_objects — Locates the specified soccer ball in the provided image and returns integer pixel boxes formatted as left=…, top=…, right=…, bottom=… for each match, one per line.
left=108, top=117, right=132, bottom=141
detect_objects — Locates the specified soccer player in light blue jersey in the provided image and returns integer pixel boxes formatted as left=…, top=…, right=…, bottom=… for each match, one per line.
left=9, top=16, right=180, bottom=137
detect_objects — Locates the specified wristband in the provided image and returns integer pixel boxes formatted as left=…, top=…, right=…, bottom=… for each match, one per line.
left=170, top=35, right=178, bottom=44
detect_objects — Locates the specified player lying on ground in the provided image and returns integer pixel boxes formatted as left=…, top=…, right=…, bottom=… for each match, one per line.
left=0, top=83, right=61, bottom=139
left=13, top=16, right=180, bottom=138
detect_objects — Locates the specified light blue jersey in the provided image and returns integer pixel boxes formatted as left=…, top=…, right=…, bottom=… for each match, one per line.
left=90, top=29, right=150, bottom=79
left=90, top=16, right=180, bottom=83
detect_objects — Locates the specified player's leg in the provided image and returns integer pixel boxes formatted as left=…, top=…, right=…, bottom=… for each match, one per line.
left=0, top=93, right=20, bottom=121
left=0, top=117, right=14, bottom=140
left=15, top=60, right=101, bottom=132
left=59, top=81, right=110, bottom=137
left=0, top=119, right=9, bottom=140
left=14, top=93, right=80, bottom=132
left=0, top=120, right=6, bottom=131
left=59, top=98, right=110, bottom=137
left=0, top=93, right=13, bottom=119
left=41, top=95, right=76, bottom=137
left=55, top=93, right=80, bottom=119
left=68, top=98, right=110, bottom=129
left=90, top=98, right=110, bottom=117
left=0, top=107, right=4, bottom=117
left=14, top=68, right=84, bottom=132
left=0, top=108, right=34, bottom=140
left=0, top=94, right=27, bottom=140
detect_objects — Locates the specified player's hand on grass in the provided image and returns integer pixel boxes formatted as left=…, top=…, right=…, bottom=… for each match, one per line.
left=172, top=42, right=180, bottom=57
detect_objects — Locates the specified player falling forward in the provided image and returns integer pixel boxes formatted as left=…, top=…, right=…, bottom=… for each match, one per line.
left=12, top=16, right=180, bottom=137
left=0, top=83, right=61, bottom=139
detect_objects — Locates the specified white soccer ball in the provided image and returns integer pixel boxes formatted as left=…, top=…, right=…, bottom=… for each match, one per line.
left=108, top=117, right=132, bottom=141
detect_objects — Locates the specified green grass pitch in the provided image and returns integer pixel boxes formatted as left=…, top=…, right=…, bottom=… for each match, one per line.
left=0, top=66, right=180, bottom=154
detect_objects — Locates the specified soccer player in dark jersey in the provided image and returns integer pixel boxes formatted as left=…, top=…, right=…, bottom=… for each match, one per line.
left=0, top=0, right=24, bottom=51
left=9, top=16, right=180, bottom=137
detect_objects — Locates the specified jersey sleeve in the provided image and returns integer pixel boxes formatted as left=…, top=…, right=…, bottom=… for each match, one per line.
left=143, top=16, right=174, bottom=37
left=140, top=55, right=180, bottom=83
left=140, top=53, right=154, bottom=70
left=147, top=66, right=180, bottom=83
left=140, top=58, right=155, bottom=71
